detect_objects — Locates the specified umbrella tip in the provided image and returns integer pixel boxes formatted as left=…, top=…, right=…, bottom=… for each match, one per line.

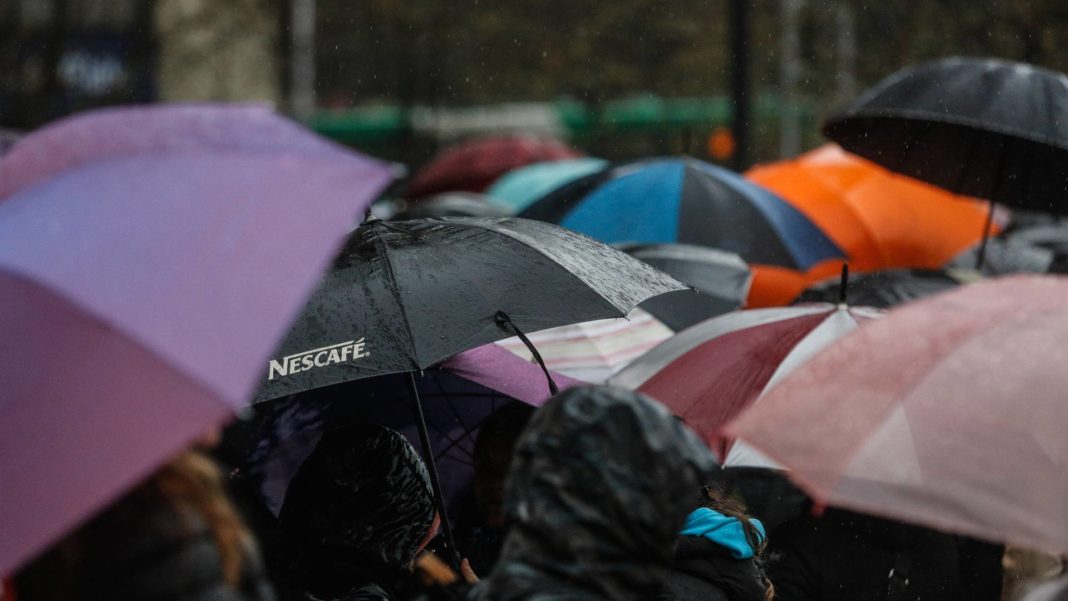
left=838, top=263, right=850, bottom=305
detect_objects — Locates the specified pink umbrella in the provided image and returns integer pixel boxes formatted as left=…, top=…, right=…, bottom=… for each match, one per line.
left=0, top=104, right=393, bottom=574
left=728, top=275, right=1068, bottom=553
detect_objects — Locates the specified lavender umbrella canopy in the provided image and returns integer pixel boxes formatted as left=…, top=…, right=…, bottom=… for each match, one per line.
left=0, top=104, right=394, bottom=574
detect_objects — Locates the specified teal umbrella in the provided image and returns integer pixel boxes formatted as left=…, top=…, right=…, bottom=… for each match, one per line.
left=487, top=158, right=607, bottom=213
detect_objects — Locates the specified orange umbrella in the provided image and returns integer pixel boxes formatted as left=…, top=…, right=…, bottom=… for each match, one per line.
left=747, top=145, right=1000, bottom=276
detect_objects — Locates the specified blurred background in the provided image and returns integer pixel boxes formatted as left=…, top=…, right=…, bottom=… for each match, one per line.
left=4, top=0, right=1068, bottom=168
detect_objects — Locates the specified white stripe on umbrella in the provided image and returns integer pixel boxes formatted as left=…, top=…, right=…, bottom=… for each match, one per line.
left=497, top=308, right=673, bottom=383
left=724, top=306, right=879, bottom=467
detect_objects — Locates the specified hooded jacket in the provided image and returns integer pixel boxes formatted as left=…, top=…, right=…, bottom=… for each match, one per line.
left=660, top=508, right=769, bottom=601
left=478, top=386, right=720, bottom=601
left=278, top=424, right=436, bottom=601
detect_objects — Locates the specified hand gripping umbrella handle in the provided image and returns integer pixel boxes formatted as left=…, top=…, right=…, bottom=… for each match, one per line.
left=495, top=311, right=560, bottom=396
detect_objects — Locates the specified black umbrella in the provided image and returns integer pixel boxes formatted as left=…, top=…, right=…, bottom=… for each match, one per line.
left=795, top=268, right=972, bottom=309
left=948, top=237, right=1054, bottom=276
left=616, top=243, right=752, bottom=331
left=254, top=216, right=685, bottom=562
left=824, top=57, right=1068, bottom=266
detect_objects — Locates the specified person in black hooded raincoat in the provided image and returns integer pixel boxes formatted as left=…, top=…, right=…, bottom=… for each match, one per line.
left=277, top=424, right=439, bottom=601
left=476, top=386, right=720, bottom=601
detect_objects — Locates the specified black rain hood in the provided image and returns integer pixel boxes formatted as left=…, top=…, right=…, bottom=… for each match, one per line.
left=277, top=423, right=436, bottom=595
left=480, top=386, right=720, bottom=601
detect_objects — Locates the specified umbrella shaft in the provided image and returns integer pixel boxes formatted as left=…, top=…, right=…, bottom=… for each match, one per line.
left=406, top=371, right=461, bottom=568
left=975, top=200, right=995, bottom=270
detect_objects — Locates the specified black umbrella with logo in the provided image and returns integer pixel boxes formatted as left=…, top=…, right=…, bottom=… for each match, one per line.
left=824, top=57, right=1068, bottom=266
left=254, top=216, right=686, bottom=563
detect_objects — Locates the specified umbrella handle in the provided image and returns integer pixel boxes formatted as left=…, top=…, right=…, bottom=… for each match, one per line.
left=495, top=311, right=560, bottom=396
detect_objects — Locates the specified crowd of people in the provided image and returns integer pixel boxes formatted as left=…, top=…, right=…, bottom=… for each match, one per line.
left=6, top=383, right=1059, bottom=601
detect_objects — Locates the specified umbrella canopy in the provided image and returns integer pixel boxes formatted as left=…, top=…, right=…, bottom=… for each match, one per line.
left=747, top=145, right=999, bottom=273
left=728, top=275, right=1068, bottom=554
left=496, top=308, right=673, bottom=383
left=486, top=158, right=608, bottom=213
left=254, top=216, right=685, bottom=402
left=796, top=268, right=972, bottom=308
left=1011, top=223, right=1068, bottom=255
left=392, top=192, right=508, bottom=220
left=522, top=157, right=845, bottom=272
left=824, top=57, right=1068, bottom=212
left=247, top=344, right=582, bottom=516
left=610, top=304, right=881, bottom=462
left=0, top=104, right=394, bottom=574
left=948, top=237, right=1054, bottom=276
left=0, top=127, right=19, bottom=154
left=405, top=135, right=582, bottom=199
left=617, top=243, right=752, bottom=331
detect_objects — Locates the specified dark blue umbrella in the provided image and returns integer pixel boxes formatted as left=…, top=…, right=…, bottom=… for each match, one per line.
left=521, top=157, right=844, bottom=271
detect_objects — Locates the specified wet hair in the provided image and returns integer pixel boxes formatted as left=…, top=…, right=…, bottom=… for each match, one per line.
left=14, top=449, right=252, bottom=600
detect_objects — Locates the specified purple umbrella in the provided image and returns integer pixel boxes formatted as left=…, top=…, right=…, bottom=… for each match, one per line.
left=0, top=104, right=393, bottom=575
left=247, top=343, right=584, bottom=516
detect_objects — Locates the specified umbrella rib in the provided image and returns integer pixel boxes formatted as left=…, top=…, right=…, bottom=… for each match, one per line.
left=371, top=224, right=422, bottom=370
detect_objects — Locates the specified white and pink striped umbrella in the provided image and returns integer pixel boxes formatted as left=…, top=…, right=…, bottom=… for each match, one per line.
left=728, top=275, right=1068, bottom=553
left=611, top=304, right=881, bottom=462
left=496, top=308, right=673, bottom=383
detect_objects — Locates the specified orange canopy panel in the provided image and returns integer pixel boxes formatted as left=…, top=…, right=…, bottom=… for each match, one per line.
left=747, top=145, right=999, bottom=274
left=746, top=264, right=807, bottom=308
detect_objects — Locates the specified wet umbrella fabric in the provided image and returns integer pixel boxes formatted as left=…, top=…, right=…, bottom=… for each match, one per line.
left=521, top=157, right=845, bottom=271
left=824, top=57, right=1068, bottom=213
left=487, top=158, right=608, bottom=214
left=728, top=275, right=1068, bottom=554
left=277, top=424, right=436, bottom=595
left=0, top=104, right=394, bottom=575
left=405, top=135, right=581, bottom=199
left=618, top=243, right=752, bottom=331
left=479, top=386, right=720, bottom=601
left=796, top=269, right=971, bottom=308
left=254, top=216, right=685, bottom=402
left=611, top=304, right=880, bottom=463
left=248, top=344, right=582, bottom=516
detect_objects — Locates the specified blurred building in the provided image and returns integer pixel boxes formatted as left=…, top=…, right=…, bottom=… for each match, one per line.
left=0, top=0, right=281, bottom=129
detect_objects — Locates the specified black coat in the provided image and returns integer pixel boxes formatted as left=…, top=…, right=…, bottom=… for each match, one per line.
left=660, top=535, right=769, bottom=601
left=478, top=387, right=720, bottom=601
left=766, top=508, right=961, bottom=601
left=278, top=424, right=437, bottom=601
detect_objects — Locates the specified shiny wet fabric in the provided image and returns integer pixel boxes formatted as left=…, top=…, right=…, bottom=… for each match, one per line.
left=278, top=425, right=435, bottom=601
left=479, top=386, right=719, bottom=601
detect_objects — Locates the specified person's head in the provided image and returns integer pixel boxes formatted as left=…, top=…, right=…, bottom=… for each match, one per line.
left=473, top=402, right=535, bottom=528
left=278, top=423, right=437, bottom=575
left=14, top=449, right=254, bottom=601
left=699, top=483, right=768, bottom=557
left=486, top=386, right=719, bottom=601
